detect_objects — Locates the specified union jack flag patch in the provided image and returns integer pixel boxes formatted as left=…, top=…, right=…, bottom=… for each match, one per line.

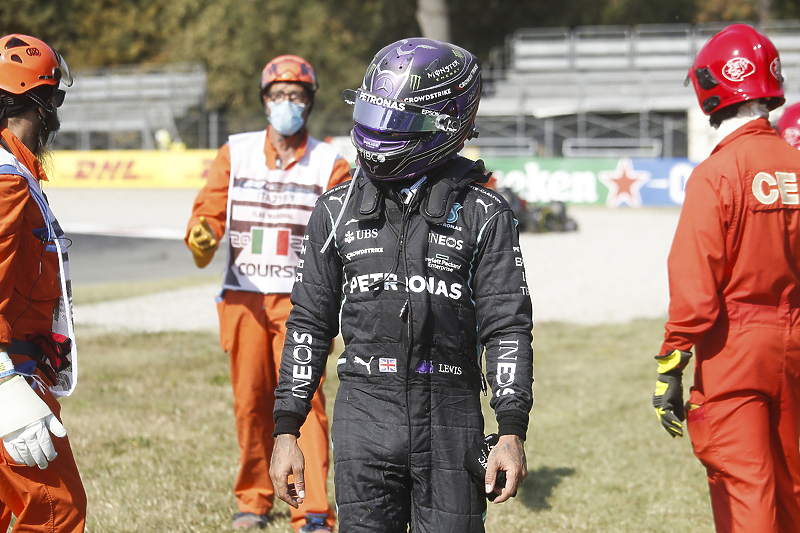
left=379, top=358, right=397, bottom=372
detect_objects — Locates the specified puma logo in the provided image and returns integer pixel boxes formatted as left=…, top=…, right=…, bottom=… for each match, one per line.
left=476, top=198, right=492, bottom=213
left=354, top=356, right=374, bottom=374
left=329, top=194, right=345, bottom=205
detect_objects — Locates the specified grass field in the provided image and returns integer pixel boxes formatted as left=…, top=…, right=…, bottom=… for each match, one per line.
left=43, top=318, right=715, bottom=532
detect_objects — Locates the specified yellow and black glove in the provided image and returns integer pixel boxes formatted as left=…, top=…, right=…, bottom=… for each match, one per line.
left=187, top=215, right=219, bottom=268
left=652, top=349, right=692, bottom=438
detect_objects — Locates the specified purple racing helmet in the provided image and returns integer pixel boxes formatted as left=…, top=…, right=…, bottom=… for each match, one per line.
left=343, top=38, right=481, bottom=180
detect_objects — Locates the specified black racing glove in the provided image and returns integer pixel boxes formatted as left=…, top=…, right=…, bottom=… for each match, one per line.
left=464, top=433, right=515, bottom=501
left=652, top=349, right=692, bottom=438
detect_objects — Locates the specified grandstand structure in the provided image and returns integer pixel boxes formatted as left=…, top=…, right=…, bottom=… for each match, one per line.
left=49, top=22, right=800, bottom=156
left=54, top=63, right=209, bottom=150
left=476, top=21, right=800, bottom=158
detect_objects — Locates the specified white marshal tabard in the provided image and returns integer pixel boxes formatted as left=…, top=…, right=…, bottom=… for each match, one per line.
left=223, top=130, right=339, bottom=294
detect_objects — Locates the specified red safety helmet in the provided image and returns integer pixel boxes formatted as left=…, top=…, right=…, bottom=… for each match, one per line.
left=0, top=34, right=72, bottom=119
left=778, top=102, right=800, bottom=149
left=687, top=23, right=784, bottom=116
left=260, top=55, right=318, bottom=95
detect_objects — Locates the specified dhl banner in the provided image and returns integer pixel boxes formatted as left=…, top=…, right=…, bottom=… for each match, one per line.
left=47, top=150, right=218, bottom=189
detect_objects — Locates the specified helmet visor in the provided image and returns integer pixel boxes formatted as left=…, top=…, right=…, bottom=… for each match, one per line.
left=51, top=49, right=72, bottom=87
left=343, top=89, right=460, bottom=134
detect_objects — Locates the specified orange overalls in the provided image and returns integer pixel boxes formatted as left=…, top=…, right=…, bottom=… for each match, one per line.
left=187, top=129, right=350, bottom=531
left=662, top=118, right=800, bottom=533
left=0, top=128, right=86, bottom=532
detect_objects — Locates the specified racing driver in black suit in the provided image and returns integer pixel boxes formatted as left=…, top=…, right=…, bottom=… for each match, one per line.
left=269, top=38, right=534, bottom=533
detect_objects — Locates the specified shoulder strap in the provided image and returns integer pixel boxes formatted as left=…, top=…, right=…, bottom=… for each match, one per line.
left=421, top=157, right=490, bottom=225
left=354, top=171, right=383, bottom=220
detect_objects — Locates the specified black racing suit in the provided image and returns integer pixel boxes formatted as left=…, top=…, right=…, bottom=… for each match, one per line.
left=274, top=157, right=534, bottom=533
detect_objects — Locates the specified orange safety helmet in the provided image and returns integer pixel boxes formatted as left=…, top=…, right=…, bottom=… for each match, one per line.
left=260, top=55, right=318, bottom=95
left=0, top=34, right=72, bottom=119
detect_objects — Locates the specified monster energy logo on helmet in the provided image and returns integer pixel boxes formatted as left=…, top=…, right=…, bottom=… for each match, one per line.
left=409, top=75, right=421, bottom=91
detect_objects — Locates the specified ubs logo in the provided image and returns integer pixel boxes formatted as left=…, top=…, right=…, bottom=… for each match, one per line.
left=344, top=228, right=378, bottom=243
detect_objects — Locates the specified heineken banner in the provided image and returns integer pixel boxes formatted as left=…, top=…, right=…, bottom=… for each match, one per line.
left=483, top=156, right=698, bottom=208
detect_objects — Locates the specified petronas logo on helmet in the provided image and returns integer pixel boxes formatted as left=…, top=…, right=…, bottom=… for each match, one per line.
left=359, top=91, right=406, bottom=111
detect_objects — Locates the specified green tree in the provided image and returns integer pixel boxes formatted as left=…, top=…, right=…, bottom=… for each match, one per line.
left=156, top=0, right=419, bottom=136
left=601, top=0, right=699, bottom=25
left=0, top=0, right=70, bottom=51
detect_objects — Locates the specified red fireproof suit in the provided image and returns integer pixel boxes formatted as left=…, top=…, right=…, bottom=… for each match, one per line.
left=187, top=130, right=350, bottom=531
left=662, top=118, right=800, bottom=533
left=0, top=127, right=86, bottom=532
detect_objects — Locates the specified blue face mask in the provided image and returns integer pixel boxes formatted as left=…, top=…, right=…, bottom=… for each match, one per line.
left=267, top=101, right=306, bottom=136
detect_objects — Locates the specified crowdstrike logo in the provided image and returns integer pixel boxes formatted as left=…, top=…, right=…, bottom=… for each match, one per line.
left=457, top=64, right=479, bottom=90
left=405, top=89, right=452, bottom=103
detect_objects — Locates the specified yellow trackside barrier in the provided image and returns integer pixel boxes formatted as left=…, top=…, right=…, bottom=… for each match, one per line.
left=47, top=150, right=218, bottom=189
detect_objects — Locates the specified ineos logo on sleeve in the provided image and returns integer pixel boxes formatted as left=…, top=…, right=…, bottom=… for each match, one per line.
left=752, top=171, right=799, bottom=205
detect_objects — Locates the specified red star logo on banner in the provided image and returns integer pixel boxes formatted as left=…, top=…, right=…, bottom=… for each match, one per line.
left=598, top=158, right=651, bottom=207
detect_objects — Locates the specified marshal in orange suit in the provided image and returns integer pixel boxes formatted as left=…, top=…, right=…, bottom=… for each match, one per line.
left=186, top=55, right=350, bottom=533
left=653, top=24, right=800, bottom=533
